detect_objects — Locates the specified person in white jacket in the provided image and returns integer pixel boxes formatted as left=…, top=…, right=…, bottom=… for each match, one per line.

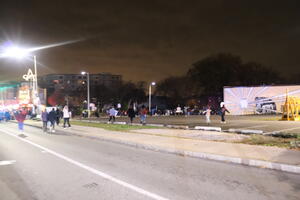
left=63, top=105, right=71, bottom=128
left=203, top=106, right=212, bottom=125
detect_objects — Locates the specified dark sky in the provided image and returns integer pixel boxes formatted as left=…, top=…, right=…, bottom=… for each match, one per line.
left=0, top=0, right=300, bottom=83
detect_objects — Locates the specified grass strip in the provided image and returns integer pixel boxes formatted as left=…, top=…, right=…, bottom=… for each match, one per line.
left=71, top=121, right=158, bottom=131
left=238, top=134, right=300, bottom=149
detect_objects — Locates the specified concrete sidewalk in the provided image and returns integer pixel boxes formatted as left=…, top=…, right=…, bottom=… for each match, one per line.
left=21, top=120, right=300, bottom=174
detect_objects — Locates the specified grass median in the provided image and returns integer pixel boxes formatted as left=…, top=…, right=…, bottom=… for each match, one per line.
left=71, top=121, right=158, bottom=132
left=238, top=134, right=300, bottom=149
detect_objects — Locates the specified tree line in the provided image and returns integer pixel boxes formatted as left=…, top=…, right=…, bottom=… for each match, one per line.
left=155, top=53, right=297, bottom=108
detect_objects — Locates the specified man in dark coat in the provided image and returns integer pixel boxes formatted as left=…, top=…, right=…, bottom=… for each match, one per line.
left=127, top=105, right=135, bottom=124
left=48, top=108, right=57, bottom=133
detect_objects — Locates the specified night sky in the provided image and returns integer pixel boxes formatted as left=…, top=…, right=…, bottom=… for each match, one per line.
left=0, top=0, right=299, bottom=83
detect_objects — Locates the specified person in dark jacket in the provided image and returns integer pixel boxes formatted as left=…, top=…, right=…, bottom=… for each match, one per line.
left=220, top=105, right=230, bottom=123
left=41, top=109, right=48, bottom=132
left=48, top=108, right=57, bottom=133
left=56, top=108, right=62, bottom=126
left=127, top=105, right=135, bottom=124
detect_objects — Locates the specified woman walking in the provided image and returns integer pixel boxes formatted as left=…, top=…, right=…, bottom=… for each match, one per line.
left=63, top=105, right=71, bottom=128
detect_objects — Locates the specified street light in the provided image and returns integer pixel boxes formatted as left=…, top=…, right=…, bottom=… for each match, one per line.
left=2, top=45, right=39, bottom=112
left=149, top=81, right=156, bottom=115
left=81, top=71, right=90, bottom=118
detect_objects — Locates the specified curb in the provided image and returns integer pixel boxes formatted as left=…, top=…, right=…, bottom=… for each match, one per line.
left=71, top=133, right=300, bottom=174
left=228, top=129, right=264, bottom=134
left=194, top=126, right=222, bottom=132
left=21, top=122, right=300, bottom=174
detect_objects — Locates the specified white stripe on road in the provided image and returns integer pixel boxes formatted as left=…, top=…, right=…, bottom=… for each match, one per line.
left=0, top=160, right=16, bottom=166
left=0, top=129, right=169, bottom=200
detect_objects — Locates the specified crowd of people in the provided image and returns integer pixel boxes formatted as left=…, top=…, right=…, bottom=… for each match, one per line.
left=0, top=110, right=12, bottom=122
left=8, top=102, right=230, bottom=132
left=120, top=103, right=230, bottom=125
left=106, top=103, right=231, bottom=125
left=41, top=105, right=72, bottom=133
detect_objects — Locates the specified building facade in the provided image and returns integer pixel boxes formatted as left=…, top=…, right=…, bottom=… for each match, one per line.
left=38, top=73, right=122, bottom=91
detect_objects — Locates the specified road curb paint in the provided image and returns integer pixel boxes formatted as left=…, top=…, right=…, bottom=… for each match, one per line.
left=194, top=126, right=222, bottom=132
left=228, top=129, right=264, bottom=134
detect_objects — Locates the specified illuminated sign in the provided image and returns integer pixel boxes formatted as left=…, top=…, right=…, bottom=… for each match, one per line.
left=18, top=86, right=30, bottom=104
left=23, top=69, right=36, bottom=81
left=224, top=85, right=300, bottom=115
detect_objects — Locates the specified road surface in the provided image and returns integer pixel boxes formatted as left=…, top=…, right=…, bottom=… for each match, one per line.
left=0, top=123, right=299, bottom=200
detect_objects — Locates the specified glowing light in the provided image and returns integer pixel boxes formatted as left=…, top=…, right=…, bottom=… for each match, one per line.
left=1, top=39, right=83, bottom=59
left=151, top=82, right=156, bottom=86
left=2, top=46, right=29, bottom=59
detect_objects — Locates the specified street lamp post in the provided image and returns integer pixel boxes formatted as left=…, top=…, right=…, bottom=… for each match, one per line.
left=1, top=46, right=40, bottom=112
left=81, top=71, right=90, bottom=118
left=148, top=82, right=156, bottom=115
left=33, top=55, right=38, bottom=94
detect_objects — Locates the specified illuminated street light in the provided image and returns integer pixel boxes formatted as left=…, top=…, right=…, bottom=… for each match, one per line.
left=149, top=82, right=156, bottom=115
left=2, top=45, right=39, bottom=113
left=81, top=71, right=90, bottom=118
left=2, top=46, right=29, bottom=59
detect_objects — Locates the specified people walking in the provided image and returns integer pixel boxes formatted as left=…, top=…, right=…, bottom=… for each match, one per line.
left=48, top=108, right=57, bottom=133
left=139, top=105, right=148, bottom=125
left=108, top=106, right=116, bottom=123
left=63, top=105, right=71, bottom=128
left=220, top=105, right=230, bottom=123
left=127, top=105, right=135, bottom=124
left=204, top=106, right=212, bottom=125
left=14, top=108, right=27, bottom=131
left=41, top=109, right=48, bottom=132
left=4, top=110, right=11, bottom=121
left=56, top=108, right=62, bottom=126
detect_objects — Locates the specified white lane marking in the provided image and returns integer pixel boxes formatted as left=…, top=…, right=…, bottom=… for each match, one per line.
left=263, top=126, right=300, bottom=135
left=0, top=160, right=16, bottom=166
left=0, top=128, right=169, bottom=200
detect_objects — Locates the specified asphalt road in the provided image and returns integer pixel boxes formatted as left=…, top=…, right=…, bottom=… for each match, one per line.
left=0, top=123, right=299, bottom=200
left=89, top=115, right=300, bottom=134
